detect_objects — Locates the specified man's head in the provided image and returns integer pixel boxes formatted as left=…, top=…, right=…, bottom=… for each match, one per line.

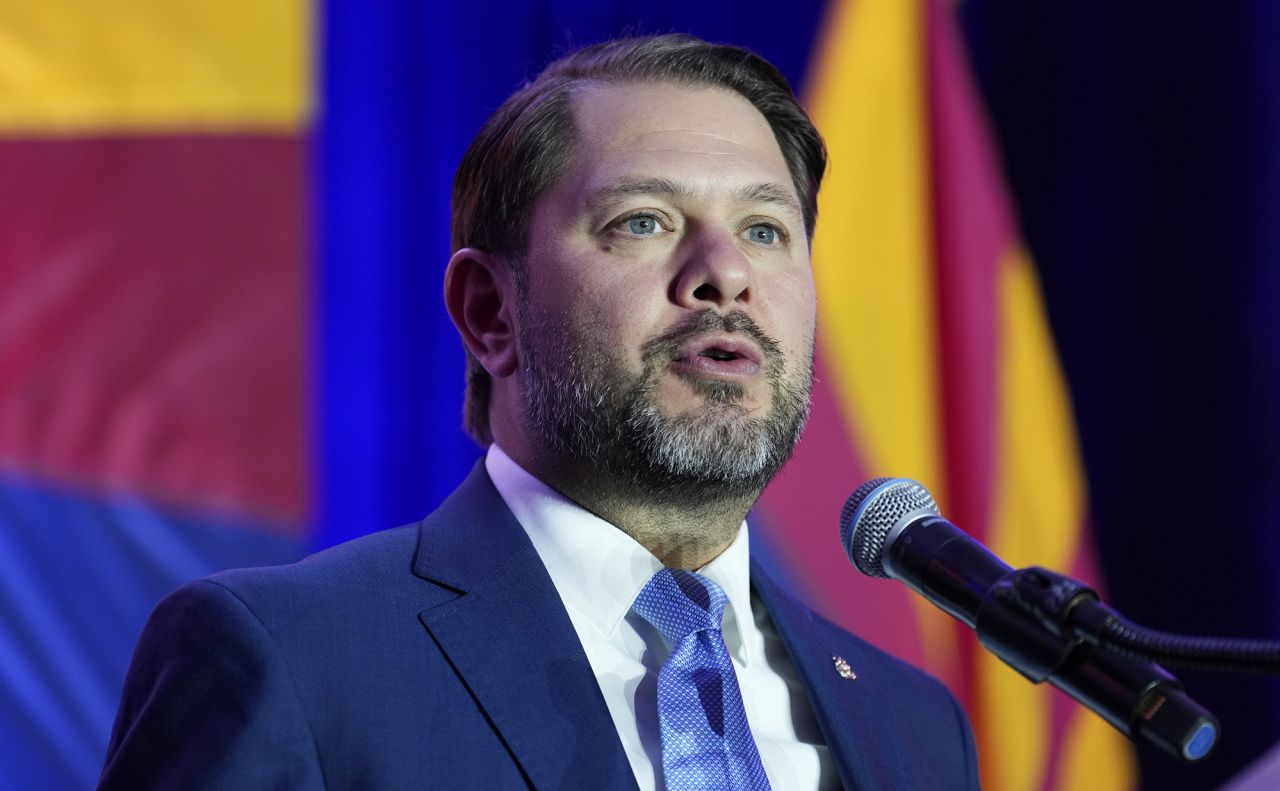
left=450, top=34, right=826, bottom=441
left=445, top=34, right=826, bottom=507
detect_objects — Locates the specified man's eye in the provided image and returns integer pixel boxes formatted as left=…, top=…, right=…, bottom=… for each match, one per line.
left=625, top=215, right=661, bottom=235
left=744, top=223, right=780, bottom=245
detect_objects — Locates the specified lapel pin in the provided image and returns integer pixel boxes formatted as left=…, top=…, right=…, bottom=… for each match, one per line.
left=832, top=655, right=857, bottom=680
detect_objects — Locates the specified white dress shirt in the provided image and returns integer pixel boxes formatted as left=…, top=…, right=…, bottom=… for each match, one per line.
left=486, top=445, right=839, bottom=791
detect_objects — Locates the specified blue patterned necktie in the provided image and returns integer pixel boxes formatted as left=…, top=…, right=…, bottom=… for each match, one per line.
left=631, top=568, right=772, bottom=791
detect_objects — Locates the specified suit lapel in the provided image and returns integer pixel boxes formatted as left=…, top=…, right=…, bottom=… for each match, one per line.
left=752, top=562, right=900, bottom=791
left=414, top=463, right=638, bottom=791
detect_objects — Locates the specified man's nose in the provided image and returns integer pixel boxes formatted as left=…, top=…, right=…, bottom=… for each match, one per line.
left=671, top=230, right=754, bottom=310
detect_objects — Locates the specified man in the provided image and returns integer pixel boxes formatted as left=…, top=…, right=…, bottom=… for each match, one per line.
left=101, top=35, right=980, bottom=789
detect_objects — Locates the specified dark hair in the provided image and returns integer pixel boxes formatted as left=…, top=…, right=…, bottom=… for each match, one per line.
left=451, top=33, right=827, bottom=444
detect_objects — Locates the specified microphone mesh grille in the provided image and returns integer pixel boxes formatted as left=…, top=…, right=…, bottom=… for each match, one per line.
left=839, top=478, right=939, bottom=578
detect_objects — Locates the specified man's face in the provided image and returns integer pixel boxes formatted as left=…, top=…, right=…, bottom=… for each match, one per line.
left=515, top=81, right=816, bottom=499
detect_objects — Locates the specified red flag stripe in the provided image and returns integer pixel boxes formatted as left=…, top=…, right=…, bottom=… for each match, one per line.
left=0, top=135, right=307, bottom=527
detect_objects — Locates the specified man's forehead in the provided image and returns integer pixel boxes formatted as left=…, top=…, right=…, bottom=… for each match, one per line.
left=555, top=81, right=797, bottom=208
left=570, top=80, right=779, bottom=153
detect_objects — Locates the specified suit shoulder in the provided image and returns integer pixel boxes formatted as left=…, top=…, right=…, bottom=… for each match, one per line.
left=102, top=576, right=326, bottom=788
left=204, top=523, right=422, bottom=603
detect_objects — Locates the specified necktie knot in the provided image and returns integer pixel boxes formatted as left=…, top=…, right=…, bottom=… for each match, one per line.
left=631, top=568, right=728, bottom=646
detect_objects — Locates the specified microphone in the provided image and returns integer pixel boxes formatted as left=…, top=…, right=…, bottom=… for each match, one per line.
left=840, top=477, right=1220, bottom=762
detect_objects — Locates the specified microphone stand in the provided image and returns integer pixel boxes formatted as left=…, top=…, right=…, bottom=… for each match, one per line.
left=1006, top=567, right=1280, bottom=673
left=976, top=565, right=1280, bottom=763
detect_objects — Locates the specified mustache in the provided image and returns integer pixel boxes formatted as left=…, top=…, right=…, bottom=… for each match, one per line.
left=641, top=310, right=785, bottom=375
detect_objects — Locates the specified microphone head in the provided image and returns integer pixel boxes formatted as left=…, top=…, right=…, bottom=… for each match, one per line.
left=840, top=478, right=940, bottom=578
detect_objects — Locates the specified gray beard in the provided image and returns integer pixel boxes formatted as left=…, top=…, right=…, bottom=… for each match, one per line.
left=519, top=308, right=813, bottom=506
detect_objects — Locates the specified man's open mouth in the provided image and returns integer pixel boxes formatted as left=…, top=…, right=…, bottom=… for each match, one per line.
left=672, top=335, right=763, bottom=377
left=700, top=347, right=741, bottom=361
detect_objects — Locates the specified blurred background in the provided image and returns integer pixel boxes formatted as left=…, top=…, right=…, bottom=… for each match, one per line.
left=1, top=1, right=1277, bottom=789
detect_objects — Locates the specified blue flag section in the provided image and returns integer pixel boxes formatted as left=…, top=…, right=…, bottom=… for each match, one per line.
left=0, top=2, right=1276, bottom=789
left=0, top=473, right=301, bottom=789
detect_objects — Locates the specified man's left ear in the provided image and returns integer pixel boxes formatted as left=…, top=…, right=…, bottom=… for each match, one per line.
left=443, top=247, right=519, bottom=378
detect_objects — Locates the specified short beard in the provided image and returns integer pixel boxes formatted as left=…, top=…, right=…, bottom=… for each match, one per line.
left=520, top=307, right=813, bottom=507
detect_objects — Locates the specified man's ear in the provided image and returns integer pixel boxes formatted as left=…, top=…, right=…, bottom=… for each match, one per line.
left=444, top=248, right=519, bottom=379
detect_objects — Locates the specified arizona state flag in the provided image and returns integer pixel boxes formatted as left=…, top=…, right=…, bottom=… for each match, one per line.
left=0, top=2, right=311, bottom=786
left=756, top=1, right=1139, bottom=789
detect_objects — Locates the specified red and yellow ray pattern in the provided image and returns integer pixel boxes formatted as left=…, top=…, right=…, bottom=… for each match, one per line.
left=759, top=1, right=1137, bottom=788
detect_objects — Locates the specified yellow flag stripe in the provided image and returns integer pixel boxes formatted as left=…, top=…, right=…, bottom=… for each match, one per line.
left=0, top=0, right=310, bottom=132
left=988, top=250, right=1087, bottom=573
left=974, top=250, right=1063, bottom=790
left=806, top=0, right=944, bottom=501
left=979, top=249, right=1137, bottom=789
left=975, top=651, right=1052, bottom=790
left=805, top=0, right=957, bottom=678
left=1057, top=707, right=1136, bottom=791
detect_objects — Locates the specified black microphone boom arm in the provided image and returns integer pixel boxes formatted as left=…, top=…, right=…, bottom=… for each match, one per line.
left=883, top=512, right=1220, bottom=762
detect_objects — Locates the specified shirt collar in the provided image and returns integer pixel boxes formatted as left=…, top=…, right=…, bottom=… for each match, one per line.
left=484, top=444, right=755, bottom=666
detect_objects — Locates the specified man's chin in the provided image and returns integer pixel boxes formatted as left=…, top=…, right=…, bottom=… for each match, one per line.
left=645, top=402, right=770, bottom=444
left=623, top=407, right=779, bottom=485
left=655, top=385, right=773, bottom=422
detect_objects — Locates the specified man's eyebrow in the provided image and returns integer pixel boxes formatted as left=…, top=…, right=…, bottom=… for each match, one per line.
left=585, top=177, right=691, bottom=214
left=736, top=182, right=803, bottom=218
left=585, top=178, right=803, bottom=219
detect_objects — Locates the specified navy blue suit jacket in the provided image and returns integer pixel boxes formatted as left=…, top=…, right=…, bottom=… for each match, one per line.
left=101, top=463, right=981, bottom=789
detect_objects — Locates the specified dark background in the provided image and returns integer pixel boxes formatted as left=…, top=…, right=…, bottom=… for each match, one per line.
left=961, top=4, right=1280, bottom=788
